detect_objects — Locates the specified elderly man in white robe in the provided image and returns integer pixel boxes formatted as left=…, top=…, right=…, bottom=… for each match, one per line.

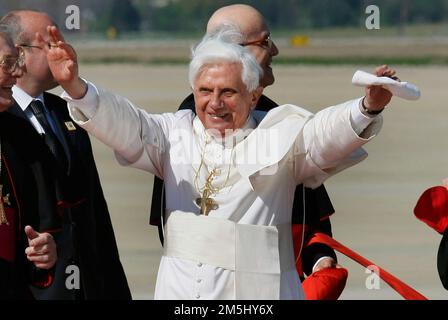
left=40, top=26, right=396, bottom=300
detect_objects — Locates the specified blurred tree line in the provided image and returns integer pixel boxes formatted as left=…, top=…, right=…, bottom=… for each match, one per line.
left=1, top=0, right=448, bottom=34
left=132, top=0, right=448, bottom=32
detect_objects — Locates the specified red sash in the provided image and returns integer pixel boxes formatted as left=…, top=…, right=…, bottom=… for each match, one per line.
left=306, top=232, right=427, bottom=300
left=0, top=206, right=17, bottom=262
left=292, top=224, right=308, bottom=277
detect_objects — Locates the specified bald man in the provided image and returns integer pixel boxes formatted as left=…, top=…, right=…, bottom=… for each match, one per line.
left=150, top=4, right=339, bottom=281
left=206, top=4, right=279, bottom=88
left=0, top=10, right=131, bottom=300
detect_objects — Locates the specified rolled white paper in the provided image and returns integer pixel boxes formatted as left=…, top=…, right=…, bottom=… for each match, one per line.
left=352, top=70, right=421, bottom=100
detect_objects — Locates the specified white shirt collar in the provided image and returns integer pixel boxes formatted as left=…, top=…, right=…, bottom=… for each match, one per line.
left=12, top=85, right=45, bottom=111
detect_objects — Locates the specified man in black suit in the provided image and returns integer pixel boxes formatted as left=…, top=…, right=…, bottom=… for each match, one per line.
left=0, top=10, right=131, bottom=300
left=150, top=4, right=338, bottom=279
left=0, top=27, right=57, bottom=298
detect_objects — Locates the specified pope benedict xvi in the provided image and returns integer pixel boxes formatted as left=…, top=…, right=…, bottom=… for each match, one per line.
left=40, top=25, right=396, bottom=300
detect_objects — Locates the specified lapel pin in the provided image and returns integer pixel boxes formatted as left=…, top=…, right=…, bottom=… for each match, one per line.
left=64, top=121, right=77, bottom=131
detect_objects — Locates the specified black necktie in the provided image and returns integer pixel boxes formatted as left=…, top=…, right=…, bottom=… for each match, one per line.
left=29, top=100, right=68, bottom=171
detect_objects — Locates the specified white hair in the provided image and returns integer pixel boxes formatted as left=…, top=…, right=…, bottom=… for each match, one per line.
left=189, top=26, right=262, bottom=92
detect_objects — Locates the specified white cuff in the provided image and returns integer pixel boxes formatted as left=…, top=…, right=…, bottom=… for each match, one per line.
left=312, top=256, right=333, bottom=273
left=61, top=80, right=100, bottom=122
left=350, top=97, right=376, bottom=136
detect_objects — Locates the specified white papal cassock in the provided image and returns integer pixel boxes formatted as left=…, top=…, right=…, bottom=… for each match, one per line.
left=62, top=82, right=382, bottom=300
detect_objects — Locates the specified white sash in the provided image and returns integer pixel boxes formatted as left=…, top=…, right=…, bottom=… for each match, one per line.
left=163, top=211, right=295, bottom=299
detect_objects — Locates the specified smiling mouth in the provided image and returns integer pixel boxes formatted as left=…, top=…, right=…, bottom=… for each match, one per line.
left=209, top=113, right=229, bottom=119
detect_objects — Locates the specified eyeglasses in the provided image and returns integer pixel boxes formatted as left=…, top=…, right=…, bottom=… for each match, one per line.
left=240, top=35, right=274, bottom=50
left=19, top=44, right=43, bottom=50
left=0, top=53, right=24, bottom=74
left=18, top=43, right=52, bottom=50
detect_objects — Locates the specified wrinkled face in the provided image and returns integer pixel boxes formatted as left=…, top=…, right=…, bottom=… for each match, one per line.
left=193, top=62, right=261, bottom=136
left=0, top=37, right=22, bottom=112
left=17, top=14, right=58, bottom=92
left=243, top=26, right=279, bottom=87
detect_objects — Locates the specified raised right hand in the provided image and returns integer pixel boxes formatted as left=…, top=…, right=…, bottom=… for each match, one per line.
left=37, top=26, right=87, bottom=99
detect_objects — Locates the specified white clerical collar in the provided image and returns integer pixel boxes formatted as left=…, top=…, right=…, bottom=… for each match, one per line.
left=12, top=85, right=45, bottom=111
left=193, top=115, right=256, bottom=148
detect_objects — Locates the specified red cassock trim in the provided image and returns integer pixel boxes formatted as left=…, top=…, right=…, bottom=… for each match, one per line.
left=293, top=224, right=348, bottom=300
left=0, top=207, right=17, bottom=262
left=292, top=224, right=306, bottom=277
left=32, top=270, right=54, bottom=288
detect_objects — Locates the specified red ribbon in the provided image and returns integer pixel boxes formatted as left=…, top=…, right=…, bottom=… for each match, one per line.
left=306, top=232, right=427, bottom=300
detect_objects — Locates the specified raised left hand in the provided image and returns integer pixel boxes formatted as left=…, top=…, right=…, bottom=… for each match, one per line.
left=363, top=65, right=399, bottom=112
left=24, top=225, right=57, bottom=270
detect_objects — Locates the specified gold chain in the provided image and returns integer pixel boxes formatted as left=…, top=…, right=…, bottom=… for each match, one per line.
left=193, top=137, right=235, bottom=215
left=194, top=138, right=235, bottom=195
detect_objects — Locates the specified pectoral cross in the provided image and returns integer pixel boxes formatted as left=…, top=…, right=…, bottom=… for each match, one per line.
left=0, top=184, right=9, bottom=226
left=195, top=169, right=219, bottom=216
left=195, top=188, right=219, bottom=216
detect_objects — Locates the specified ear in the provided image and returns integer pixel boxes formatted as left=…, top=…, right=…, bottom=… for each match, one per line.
left=250, top=86, right=263, bottom=110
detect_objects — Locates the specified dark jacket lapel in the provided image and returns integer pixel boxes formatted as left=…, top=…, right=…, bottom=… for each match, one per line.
left=7, top=102, right=28, bottom=122
left=0, top=112, right=61, bottom=232
left=43, top=92, right=75, bottom=173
